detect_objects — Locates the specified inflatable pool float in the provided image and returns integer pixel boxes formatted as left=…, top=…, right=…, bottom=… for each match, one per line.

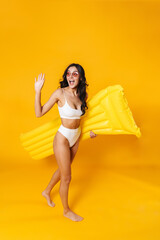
left=20, top=85, right=141, bottom=159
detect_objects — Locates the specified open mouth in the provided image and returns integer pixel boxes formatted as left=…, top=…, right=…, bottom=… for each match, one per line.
left=69, top=80, right=75, bottom=85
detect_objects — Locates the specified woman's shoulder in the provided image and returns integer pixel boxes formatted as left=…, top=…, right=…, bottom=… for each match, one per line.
left=55, top=87, right=64, bottom=94
left=57, top=86, right=68, bottom=91
left=55, top=87, right=66, bottom=99
left=50, top=87, right=62, bottom=100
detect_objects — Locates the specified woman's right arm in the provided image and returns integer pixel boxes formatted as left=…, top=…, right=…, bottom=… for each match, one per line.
left=35, top=90, right=42, bottom=117
left=35, top=73, right=60, bottom=117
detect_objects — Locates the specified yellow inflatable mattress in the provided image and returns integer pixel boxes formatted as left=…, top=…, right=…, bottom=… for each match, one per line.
left=20, top=85, right=141, bottom=160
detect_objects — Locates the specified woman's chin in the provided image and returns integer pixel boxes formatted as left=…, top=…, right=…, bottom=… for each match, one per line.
left=68, top=84, right=78, bottom=89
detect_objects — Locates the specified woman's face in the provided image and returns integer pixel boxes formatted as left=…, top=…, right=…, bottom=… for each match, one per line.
left=66, top=66, right=80, bottom=89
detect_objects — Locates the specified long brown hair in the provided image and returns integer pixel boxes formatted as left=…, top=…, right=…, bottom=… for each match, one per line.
left=59, top=63, right=89, bottom=116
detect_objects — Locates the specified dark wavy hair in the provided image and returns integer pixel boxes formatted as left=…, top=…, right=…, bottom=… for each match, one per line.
left=59, top=63, right=89, bottom=116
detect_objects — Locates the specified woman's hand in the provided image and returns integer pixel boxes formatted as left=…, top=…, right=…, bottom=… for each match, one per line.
left=35, top=73, right=45, bottom=93
left=90, top=130, right=97, bottom=138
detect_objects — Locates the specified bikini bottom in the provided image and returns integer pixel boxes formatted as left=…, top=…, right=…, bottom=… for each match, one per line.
left=57, top=124, right=81, bottom=147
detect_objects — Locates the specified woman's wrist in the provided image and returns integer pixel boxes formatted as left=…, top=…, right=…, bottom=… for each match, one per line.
left=35, top=90, right=41, bottom=95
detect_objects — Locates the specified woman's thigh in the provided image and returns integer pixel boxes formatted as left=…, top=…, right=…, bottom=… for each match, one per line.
left=53, top=132, right=71, bottom=177
left=70, top=134, right=81, bottom=163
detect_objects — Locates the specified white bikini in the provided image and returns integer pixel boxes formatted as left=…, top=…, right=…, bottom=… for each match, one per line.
left=57, top=88, right=83, bottom=147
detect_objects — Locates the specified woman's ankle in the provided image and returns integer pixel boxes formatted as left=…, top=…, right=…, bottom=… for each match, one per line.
left=42, top=189, right=50, bottom=195
left=63, top=208, right=70, bottom=214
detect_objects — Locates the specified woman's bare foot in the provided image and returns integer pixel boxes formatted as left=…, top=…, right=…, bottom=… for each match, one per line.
left=42, top=190, right=55, bottom=207
left=63, top=209, right=84, bottom=222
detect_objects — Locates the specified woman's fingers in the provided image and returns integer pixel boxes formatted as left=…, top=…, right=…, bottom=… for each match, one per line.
left=35, top=73, right=45, bottom=92
left=90, top=130, right=97, bottom=138
left=36, top=73, right=45, bottom=82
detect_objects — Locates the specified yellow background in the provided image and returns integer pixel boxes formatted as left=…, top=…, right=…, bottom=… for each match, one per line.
left=0, top=0, right=160, bottom=239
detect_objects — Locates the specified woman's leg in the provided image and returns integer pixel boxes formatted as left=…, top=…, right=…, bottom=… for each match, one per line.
left=42, top=133, right=81, bottom=207
left=53, top=132, right=83, bottom=222
left=42, top=168, right=60, bottom=207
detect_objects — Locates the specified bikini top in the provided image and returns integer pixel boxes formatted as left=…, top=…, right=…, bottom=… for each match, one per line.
left=58, top=88, right=83, bottom=119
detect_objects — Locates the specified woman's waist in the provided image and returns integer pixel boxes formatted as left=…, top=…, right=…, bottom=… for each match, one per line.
left=61, top=118, right=81, bottom=129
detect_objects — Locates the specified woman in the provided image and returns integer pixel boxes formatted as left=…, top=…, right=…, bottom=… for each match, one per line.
left=35, top=63, right=97, bottom=222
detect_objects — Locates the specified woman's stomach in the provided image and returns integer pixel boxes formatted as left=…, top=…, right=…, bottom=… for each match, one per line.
left=61, top=118, right=81, bottom=129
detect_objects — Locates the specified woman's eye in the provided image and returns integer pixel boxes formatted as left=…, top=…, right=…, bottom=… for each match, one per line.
left=73, top=73, right=78, bottom=77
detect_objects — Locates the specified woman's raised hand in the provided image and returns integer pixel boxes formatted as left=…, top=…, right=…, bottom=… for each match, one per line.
left=35, top=73, right=45, bottom=92
left=90, top=130, right=97, bottom=138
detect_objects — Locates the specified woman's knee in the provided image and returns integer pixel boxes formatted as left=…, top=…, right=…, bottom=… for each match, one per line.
left=60, top=175, right=72, bottom=184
